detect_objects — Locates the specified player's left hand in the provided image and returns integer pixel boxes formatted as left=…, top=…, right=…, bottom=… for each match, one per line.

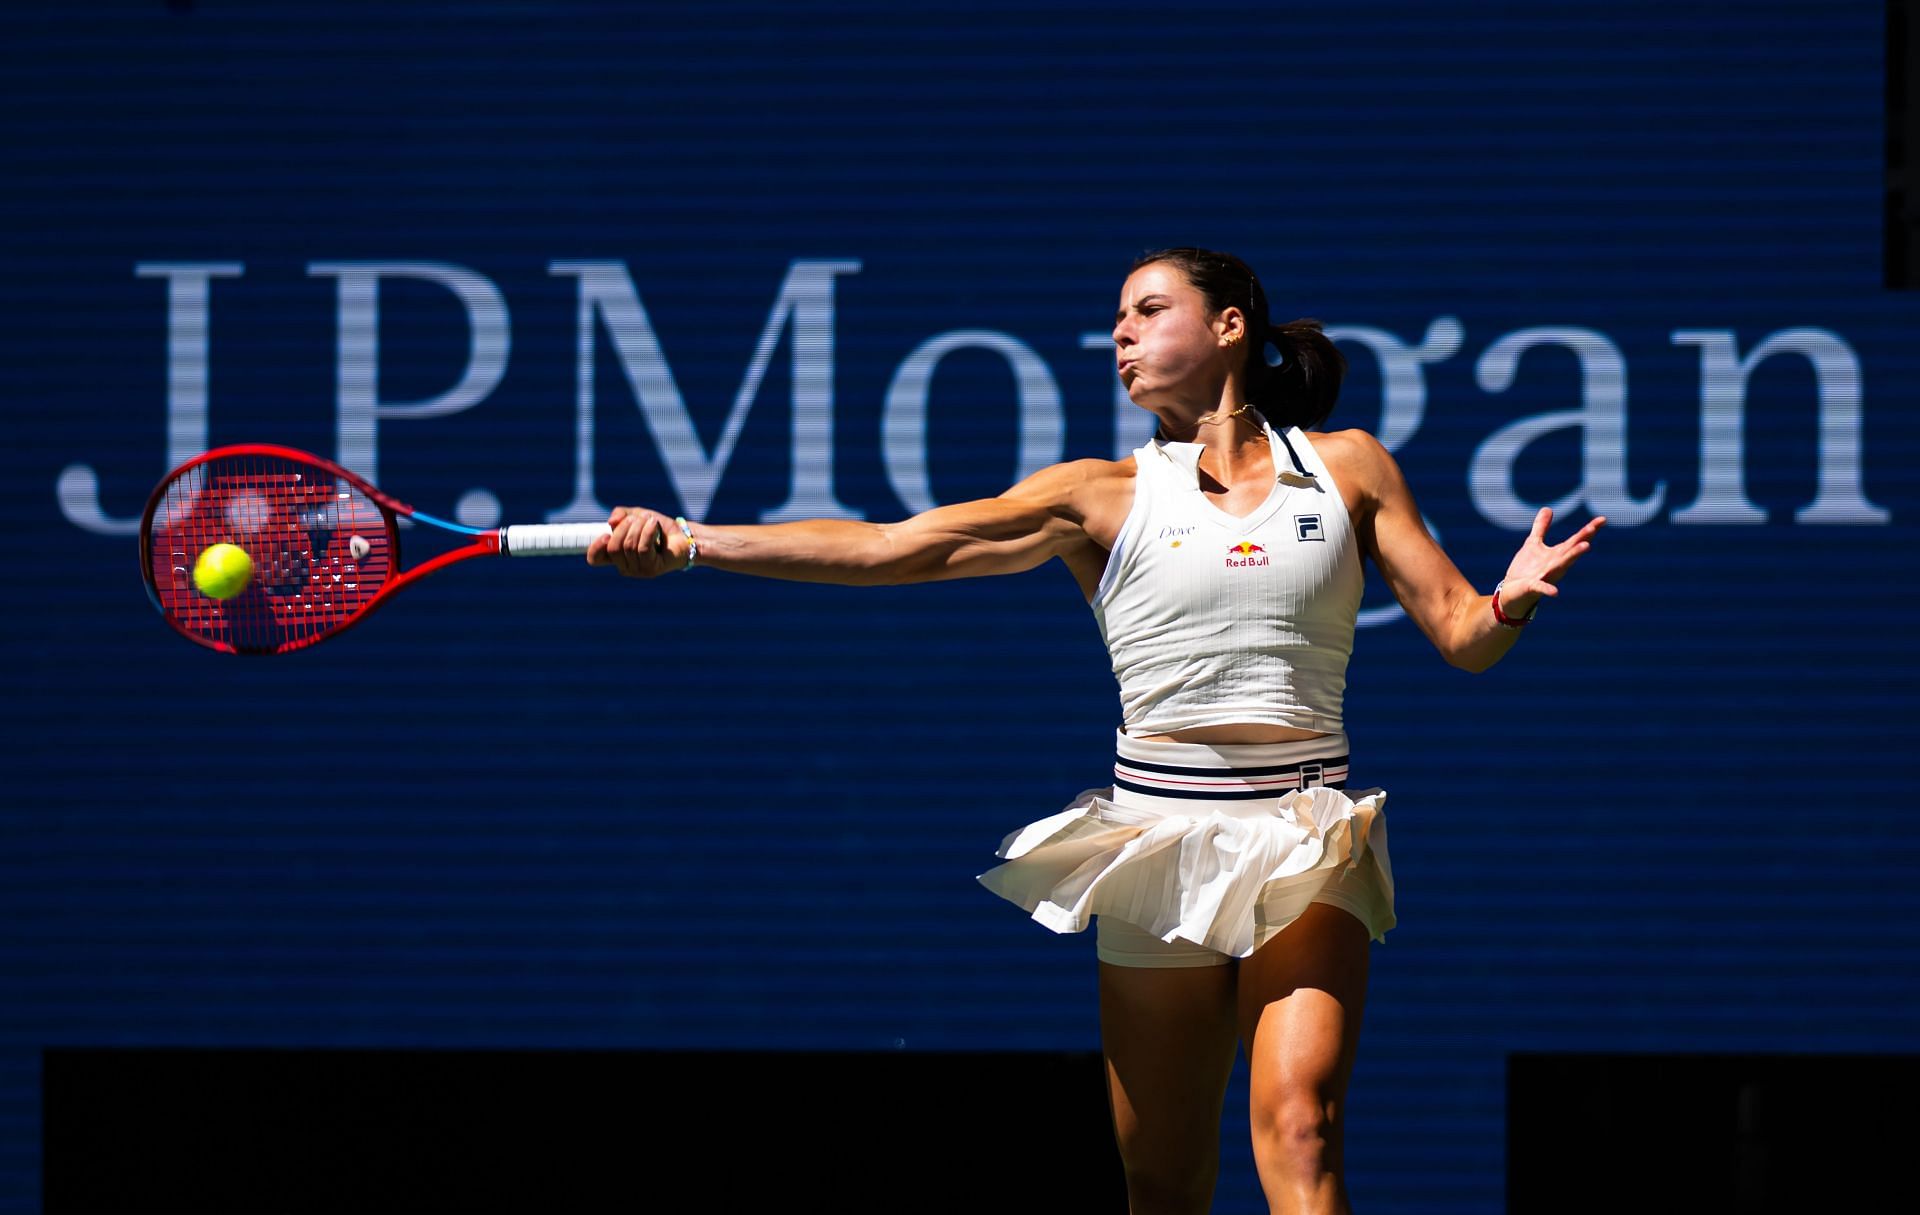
left=586, top=506, right=684, bottom=578
left=1498, top=507, right=1606, bottom=614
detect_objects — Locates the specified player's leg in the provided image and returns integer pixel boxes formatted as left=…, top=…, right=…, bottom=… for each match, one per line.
left=1236, top=902, right=1371, bottom=1215
left=1097, top=918, right=1241, bottom=1215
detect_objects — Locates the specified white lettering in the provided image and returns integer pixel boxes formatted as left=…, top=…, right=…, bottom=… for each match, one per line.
left=65, top=267, right=1894, bottom=551
left=58, top=262, right=244, bottom=535
left=307, top=261, right=510, bottom=488
left=1669, top=328, right=1889, bottom=525
left=546, top=259, right=864, bottom=524
left=1470, top=326, right=1665, bottom=530
left=1324, top=317, right=1464, bottom=452
left=883, top=330, right=1063, bottom=514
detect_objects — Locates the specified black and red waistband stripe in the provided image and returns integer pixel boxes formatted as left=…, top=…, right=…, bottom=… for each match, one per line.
left=1117, top=756, right=1350, bottom=778
left=1112, top=753, right=1350, bottom=800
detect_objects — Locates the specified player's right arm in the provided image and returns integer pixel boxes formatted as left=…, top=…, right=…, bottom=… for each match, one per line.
left=586, top=458, right=1117, bottom=586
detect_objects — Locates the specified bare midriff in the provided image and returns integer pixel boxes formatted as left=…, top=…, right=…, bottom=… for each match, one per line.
left=1139, top=723, right=1333, bottom=744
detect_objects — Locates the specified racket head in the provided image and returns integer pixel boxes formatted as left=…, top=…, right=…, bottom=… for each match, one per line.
left=140, top=445, right=403, bottom=654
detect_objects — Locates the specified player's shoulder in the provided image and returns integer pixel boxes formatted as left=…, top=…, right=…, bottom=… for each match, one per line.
left=1304, top=426, right=1382, bottom=458
left=1055, top=455, right=1136, bottom=477
left=1305, top=427, right=1394, bottom=488
left=1305, top=428, right=1412, bottom=520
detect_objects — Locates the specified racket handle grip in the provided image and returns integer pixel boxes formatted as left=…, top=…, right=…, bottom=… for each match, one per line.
left=499, top=523, right=613, bottom=556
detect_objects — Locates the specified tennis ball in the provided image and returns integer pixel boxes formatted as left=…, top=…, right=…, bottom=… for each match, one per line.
left=192, top=542, right=254, bottom=600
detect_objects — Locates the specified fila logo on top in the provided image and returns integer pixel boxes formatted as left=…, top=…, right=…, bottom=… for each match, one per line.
left=1226, top=540, right=1269, bottom=568
left=1295, top=514, right=1325, bottom=542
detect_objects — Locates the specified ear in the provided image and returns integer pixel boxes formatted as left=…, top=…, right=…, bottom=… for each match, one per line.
left=1216, top=307, right=1247, bottom=347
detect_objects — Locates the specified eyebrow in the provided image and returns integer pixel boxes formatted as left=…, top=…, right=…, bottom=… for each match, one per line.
left=1115, top=293, right=1172, bottom=322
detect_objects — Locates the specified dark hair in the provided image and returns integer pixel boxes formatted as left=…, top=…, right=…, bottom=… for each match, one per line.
left=1129, top=247, right=1346, bottom=431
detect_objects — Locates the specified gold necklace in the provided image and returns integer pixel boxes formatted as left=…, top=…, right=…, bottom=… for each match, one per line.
left=1199, top=404, right=1258, bottom=427
left=1160, top=404, right=1258, bottom=441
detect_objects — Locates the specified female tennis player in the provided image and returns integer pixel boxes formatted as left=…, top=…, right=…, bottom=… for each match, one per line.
left=588, top=247, right=1603, bottom=1215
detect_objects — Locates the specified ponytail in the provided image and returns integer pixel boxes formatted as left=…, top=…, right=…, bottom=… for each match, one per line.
left=1247, top=318, right=1347, bottom=432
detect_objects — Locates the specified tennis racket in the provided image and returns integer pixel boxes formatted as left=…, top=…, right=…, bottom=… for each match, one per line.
left=140, top=444, right=611, bottom=654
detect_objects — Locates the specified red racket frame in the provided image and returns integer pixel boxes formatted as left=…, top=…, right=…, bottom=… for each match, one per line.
left=140, top=444, right=511, bottom=655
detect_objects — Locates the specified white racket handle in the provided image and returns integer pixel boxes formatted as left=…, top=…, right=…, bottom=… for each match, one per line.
left=499, top=523, right=613, bottom=556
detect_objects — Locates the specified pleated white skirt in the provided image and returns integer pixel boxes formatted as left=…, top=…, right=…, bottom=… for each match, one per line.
left=977, top=731, right=1395, bottom=959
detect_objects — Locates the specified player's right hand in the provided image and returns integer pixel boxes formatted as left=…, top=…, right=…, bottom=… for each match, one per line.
left=586, top=506, right=683, bottom=578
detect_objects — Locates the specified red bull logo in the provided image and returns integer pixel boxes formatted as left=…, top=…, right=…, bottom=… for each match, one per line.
left=1225, top=539, right=1269, bottom=568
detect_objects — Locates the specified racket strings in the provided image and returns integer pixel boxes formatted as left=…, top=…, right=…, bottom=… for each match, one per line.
left=147, top=452, right=395, bottom=653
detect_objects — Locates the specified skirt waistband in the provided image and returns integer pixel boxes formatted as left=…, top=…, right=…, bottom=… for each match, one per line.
left=1112, top=729, right=1349, bottom=801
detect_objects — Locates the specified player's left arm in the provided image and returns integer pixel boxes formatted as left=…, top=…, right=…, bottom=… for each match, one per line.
left=1344, top=430, right=1605, bottom=672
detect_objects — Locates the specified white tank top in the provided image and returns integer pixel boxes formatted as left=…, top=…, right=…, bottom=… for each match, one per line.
left=1092, top=416, right=1364, bottom=737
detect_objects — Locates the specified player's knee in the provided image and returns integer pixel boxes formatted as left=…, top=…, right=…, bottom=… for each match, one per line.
left=1251, top=1090, right=1341, bottom=1180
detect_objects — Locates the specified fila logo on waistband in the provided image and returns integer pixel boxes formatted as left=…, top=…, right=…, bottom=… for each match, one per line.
left=1295, top=514, right=1325, bottom=542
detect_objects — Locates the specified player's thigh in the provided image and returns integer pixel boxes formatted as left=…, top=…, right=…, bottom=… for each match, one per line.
left=1236, top=902, right=1371, bottom=1107
left=1098, top=955, right=1240, bottom=1159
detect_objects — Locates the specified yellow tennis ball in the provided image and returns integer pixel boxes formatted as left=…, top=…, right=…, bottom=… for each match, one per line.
left=192, top=542, right=254, bottom=600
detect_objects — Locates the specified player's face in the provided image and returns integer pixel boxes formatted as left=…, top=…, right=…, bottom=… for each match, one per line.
left=1111, top=263, right=1232, bottom=405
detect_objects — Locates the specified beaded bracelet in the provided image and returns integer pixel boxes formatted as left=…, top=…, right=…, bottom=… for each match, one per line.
left=1492, top=580, right=1536, bottom=629
left=674, top=516, right=698, bottom=571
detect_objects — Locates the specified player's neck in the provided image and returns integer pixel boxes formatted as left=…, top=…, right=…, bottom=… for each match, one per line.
left=1155, top=403, right=1266, bottom=451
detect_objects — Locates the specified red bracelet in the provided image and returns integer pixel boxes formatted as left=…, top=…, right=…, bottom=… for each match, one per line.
left=1492, top=581, right=1535, bottom=629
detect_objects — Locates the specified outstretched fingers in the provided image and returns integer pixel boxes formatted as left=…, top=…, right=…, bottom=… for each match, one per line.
left=1503, top=512, right=1606, bottom=603
left=1538, top=514, right=1607, bottom=583
left=1553, top=514, right=1606, bottom=565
